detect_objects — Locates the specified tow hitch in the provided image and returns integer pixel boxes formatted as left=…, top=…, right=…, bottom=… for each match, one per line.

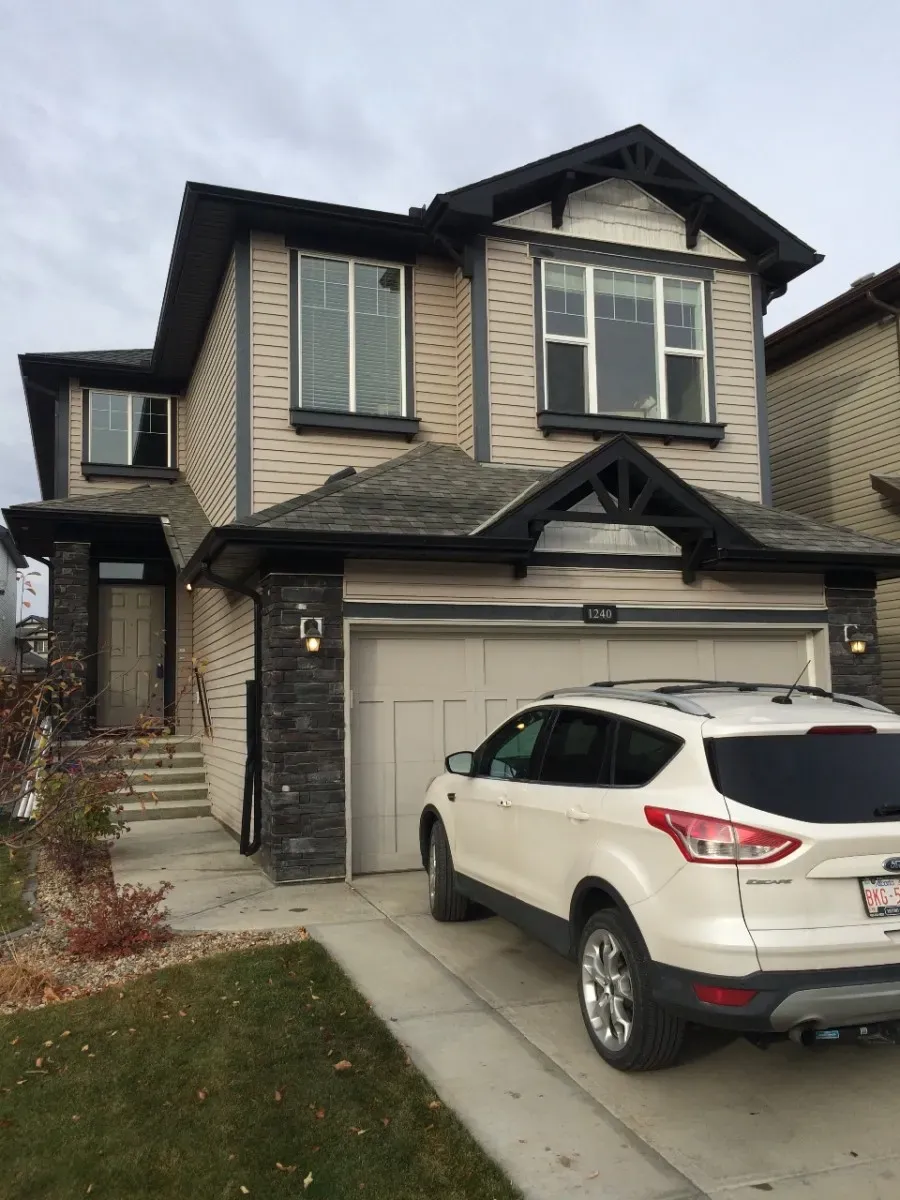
left=790, top=1022, right=900, bottom=1047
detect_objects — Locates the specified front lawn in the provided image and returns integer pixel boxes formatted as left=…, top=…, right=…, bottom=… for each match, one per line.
left=0, top=939, right=519, bottom=1200
left=0, top=816, right=31, bottom=933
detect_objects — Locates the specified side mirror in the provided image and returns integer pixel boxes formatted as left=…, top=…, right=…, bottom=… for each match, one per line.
left=445, top=751, right=474, bottom=776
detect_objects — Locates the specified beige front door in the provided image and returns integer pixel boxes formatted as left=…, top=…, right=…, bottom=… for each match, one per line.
left=348, top=628, right=819, bottom=875
left=97, top=585, right=166, bottom=727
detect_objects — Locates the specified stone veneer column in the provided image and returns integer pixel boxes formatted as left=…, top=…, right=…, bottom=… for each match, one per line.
left=826, top=583, right=882, bottom=704
left=50, top=541, right=92, bottom=730
left=258, top=572, right=345, bottom=882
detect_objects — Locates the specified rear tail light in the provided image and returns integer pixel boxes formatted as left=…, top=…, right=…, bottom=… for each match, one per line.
left=806, top=725, right=877, bottom=735
left=692, top=984, right=758, bottom=1007
left=644, top=807, right=801, bottom=865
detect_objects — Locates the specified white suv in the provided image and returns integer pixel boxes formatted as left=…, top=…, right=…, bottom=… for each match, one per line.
left=419, top=680, right=900, bottom=1071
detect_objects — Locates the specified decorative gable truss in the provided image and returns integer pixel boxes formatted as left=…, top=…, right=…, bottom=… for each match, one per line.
left=481, top=435, right=759, bottom=583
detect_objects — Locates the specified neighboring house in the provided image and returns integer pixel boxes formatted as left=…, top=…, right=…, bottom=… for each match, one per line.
left=15, top=614, right=49, bottom=668
left=7, top=123, right=900, bottom=882
left=766, top=264, right=900, bottom=710
left=0, top=526, right=27, bottom=665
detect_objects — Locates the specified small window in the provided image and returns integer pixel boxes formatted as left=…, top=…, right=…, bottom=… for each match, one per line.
left=541, top=262, right=709, bottom=423
left=539, top=709, right=613, bottom=787
left=476, top=709, right=549, bottom=782
left=612, top=721, right=682, bottom=787
left=88, top=392, right=173, bottom=467
left=98, top=562, right=146, bottom=580
left=298, top=254, right=406, bottom=417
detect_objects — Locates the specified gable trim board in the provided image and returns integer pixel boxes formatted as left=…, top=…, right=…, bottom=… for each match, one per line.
left=54, top=382, right=68, bottom=499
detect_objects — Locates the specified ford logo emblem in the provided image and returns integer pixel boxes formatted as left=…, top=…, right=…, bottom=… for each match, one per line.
left=884, top=858, right=900, bottom=872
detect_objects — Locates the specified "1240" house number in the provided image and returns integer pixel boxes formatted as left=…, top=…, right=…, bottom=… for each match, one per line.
left=582, top=605, right=618, bottom=625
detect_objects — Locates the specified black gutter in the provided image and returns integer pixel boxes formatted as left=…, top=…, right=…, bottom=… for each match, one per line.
left=197, top=565, right=262, bottom=857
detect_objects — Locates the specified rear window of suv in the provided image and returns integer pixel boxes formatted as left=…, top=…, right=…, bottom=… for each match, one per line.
left=709, top=732, right=900, bottom=823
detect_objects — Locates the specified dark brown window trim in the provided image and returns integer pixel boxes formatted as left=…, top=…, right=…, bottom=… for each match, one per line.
left=290, top=410, right=420, bottom=440
left=81, top=463, right=180, bottom=481
left=536, top=411, right=725, bottom=446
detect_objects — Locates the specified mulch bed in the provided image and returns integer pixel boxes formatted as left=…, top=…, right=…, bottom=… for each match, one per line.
left=1, top=846, right=305, bottom=1015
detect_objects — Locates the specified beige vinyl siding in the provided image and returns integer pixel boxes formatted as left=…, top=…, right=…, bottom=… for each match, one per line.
left=768, top=319, right=900, bottom=706
left=250, top=233, right=459, bottom=508
left=345, top=560, right=824, bottom=610
left=67, top=378, right=187, bottom=498
left=485, top=239, right=762, bottom=500
left=184, top=253, right=237, bottom=525
left=456, top=269, right=474, bottom=454
left=498, top=179, right=741, bottom=261
left=192, top=588, right=253, bottom=833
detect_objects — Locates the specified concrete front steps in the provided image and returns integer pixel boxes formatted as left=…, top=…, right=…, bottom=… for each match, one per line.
left=64, top=736, right=211, bottom=821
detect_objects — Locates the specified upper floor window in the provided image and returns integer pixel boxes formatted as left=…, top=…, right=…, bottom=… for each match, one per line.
left=298, top=254, right=407, bottom=417
left=88, top=391, right=173, bottom=467
left=541, top=263, right=708, bottom=423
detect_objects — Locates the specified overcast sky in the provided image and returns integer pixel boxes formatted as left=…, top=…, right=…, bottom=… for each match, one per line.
left=2, top=0, right=900, bottom=610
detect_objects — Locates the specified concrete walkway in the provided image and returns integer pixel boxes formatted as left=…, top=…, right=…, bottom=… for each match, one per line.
left=112, top=817, right=900, bottom=1200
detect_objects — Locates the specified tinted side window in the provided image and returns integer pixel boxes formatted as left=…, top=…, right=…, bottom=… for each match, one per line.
left=476, top=709, right=548, bottom=781
left=613, top=721, right=681, bottom=787
left=539, top=709, right=613, bottom=786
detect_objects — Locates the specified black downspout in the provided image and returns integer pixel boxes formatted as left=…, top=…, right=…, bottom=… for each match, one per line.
left=197, top=566, right=262, bottom=856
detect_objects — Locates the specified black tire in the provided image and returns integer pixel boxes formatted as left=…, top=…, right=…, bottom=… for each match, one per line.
left=427, top=819, right=470, bottom=922
left=577, top=908, right=685, bottom=1071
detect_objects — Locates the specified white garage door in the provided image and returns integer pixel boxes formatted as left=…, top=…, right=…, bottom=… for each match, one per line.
left=349, top=628, right=812, bottom=874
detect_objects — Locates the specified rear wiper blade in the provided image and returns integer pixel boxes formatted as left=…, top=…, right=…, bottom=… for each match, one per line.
left=874, top=805, right=900, bottom=818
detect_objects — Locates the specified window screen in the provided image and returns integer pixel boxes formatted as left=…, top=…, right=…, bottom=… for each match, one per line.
left=477, top=709, right=549, bottom=782
left=539, top=710, right=613, bottom=786
left=613, top=721, right=682, bottom=787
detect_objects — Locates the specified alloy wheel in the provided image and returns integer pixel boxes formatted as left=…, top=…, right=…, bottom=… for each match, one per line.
left=581, top=927, right=634, bottom=1050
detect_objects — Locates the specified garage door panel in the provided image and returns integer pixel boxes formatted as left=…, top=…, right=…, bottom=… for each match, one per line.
left=712, top=637, right=807, bottom=684
left=350, top=628, right=817, bottom=874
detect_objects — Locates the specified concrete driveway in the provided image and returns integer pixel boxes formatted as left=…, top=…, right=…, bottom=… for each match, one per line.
left=113, top=819, right=900, bottom=1199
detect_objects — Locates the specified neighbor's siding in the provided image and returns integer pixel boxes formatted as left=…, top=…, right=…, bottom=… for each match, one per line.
left=0, top=549, right=17, bottom=665
left=250, top=233, right=459, bottom=508
left=67, top=378, right=187, bottom=498
left=191, top=588, right=254, bottom=833
left=768, top=319, right=900, bottom=708
left=344, top=560, right=825, bottom=610
left=485, top=239, right=761, bottom=500
left=184, top=253, right=238, bottom=525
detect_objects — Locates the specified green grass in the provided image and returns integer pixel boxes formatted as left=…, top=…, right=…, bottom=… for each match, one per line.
left=0, top=817, right=32, bottom=933
left=0, top=940, right=520, bottom=1200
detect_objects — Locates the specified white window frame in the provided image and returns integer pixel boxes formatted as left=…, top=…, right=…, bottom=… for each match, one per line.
left=541, top=261, right=709, bottom=421
left=87, top=391, right=173, bottom=466
left=296, top=251, right=408, bottom=416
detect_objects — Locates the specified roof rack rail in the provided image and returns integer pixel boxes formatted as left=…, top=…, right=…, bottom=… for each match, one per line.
left=537, top=686, right=712, bottom=717
left=590, top=679, right=893, bottom=714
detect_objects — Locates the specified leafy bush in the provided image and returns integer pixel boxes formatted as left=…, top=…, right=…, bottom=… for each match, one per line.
left=63, top=881, right=174, bottom=958
left=38, top=771, right=128, bottom=877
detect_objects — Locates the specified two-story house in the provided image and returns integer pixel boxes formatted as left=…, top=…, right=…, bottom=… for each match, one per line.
left=766, top=263, right=900, bottom=711
left=7, top=124, right=900, bottom=882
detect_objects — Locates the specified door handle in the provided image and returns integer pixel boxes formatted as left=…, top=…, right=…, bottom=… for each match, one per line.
left=498, top=797, right=512, bottom=808
left=567, top=807, right=590, bottom=822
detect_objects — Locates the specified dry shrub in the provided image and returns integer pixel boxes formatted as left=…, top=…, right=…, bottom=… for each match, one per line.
left=0, top=947, right=62, bottom=1005
left=63, top=881, right=174, bottom=958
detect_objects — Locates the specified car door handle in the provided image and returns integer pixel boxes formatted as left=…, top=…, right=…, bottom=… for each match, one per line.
left=498, top=797, right=512, bottom=808
left=567, top=807, right=590, bottom=822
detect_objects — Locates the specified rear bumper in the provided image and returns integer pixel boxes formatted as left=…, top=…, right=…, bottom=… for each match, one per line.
left=651, top=960, right=900, bottom=1032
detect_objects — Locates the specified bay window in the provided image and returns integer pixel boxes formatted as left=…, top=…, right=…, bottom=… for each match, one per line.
left=542, top=261, right=709, bottom=423
left=297, top=254, right=407, bottom=417
left=87, top=391, right=173, bottom=467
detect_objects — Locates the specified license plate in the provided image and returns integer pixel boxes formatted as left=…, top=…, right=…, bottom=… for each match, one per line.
left=860, top=878, right=900, bottom=918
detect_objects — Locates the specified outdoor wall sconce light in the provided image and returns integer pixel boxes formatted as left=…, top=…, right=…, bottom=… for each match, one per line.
left=844, top=624, right=868, bottom=655
left=301, top=617, right=324, bottom=653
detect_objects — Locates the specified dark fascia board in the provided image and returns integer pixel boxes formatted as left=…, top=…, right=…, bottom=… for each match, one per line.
left=182, top=526, right=534, bottom=586
left=766, top=263, right=900, bottom=372
left=427, top=124, right=820, bottom=288
left=0, top=525, right=27, bottom=569
left=3, top=506, right=168, bottom=561
left=714, top=545, right=900, bottom=579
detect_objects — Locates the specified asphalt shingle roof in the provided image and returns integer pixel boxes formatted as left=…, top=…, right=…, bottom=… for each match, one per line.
left=233, top=442, right=900, bottom=562
left=13, top=483, right=210, bottom=567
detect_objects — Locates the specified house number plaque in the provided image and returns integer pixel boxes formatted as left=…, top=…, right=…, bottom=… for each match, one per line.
left=582, top=604, right=618, bottom=624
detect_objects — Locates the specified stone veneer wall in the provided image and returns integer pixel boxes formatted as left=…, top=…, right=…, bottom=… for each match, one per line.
left=258, top=572, right=345, bottom=882
left=826, top=584, right=882, bottom=704
left=50, top=541, right=92, bottom=730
